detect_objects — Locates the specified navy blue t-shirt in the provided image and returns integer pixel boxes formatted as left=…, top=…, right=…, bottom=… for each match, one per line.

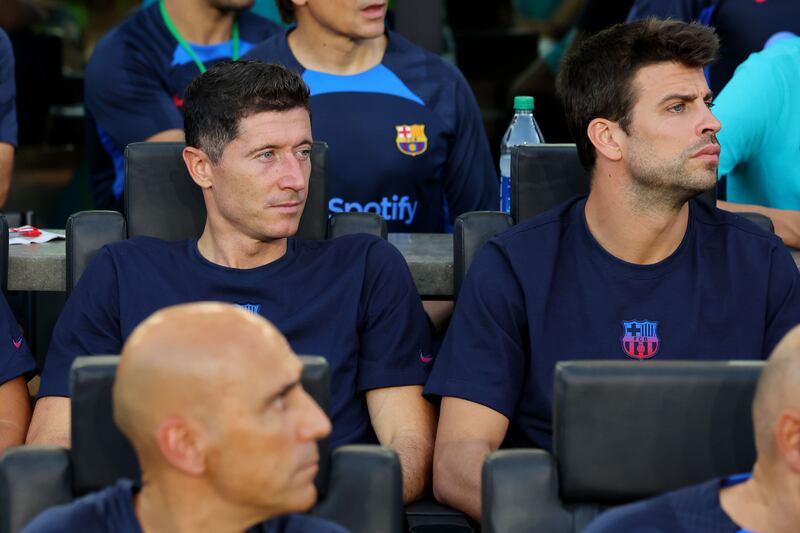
left=0, top=289, right=35, bottom=385
left=425, top=197, right=800, bottom=450
left=0, top=28, right=17, bottom=146
left=584, top=474, right=754, bottom=533
left=40, top=234, right=431, bottom=447
left=22, top=478, right=350, bottom=533
left=245, top=30, right=498, bottom=233
left=84, top=3, right=280, bottom=211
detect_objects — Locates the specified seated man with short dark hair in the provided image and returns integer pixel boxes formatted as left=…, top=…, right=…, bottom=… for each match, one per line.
left=425, top=19, right=800, bottom=520
left=23, top=302, right=347, bottom=532
left=28, top=60, right=435, bottom=503
left=585, top=323, right=800, bottom=533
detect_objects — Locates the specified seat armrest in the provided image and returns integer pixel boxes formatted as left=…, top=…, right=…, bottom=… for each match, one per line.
left=453, top=211, right=513, bottom=297
left=328, top=212, right=388, bottom=240
left=312, top=445, right=404, bottom=533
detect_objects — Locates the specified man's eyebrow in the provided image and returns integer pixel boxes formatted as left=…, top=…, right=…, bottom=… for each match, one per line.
left=658, top=92, right=715, bottom=105
left=246, top=140, right=313, bottom=157
left=266, top=378, right=301, bottom=403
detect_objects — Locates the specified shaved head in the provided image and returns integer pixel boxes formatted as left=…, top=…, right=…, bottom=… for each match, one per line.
left=753, top=325, right=800, bottom=459
left=113, top=302, right=294, bottom=457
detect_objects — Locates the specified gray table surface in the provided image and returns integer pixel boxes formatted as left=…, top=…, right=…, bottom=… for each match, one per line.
left=8, top=231, right=800, bottom=296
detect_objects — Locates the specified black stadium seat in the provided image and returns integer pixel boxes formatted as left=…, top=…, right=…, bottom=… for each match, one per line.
left=0, top=356, right=404, bottom=533
left=481, top=360, right=762, bottom=533
left=453, top=211, right=513, bottom=297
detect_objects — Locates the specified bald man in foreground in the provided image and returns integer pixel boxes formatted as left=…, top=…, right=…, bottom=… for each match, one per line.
left=585, top=324, right=800, bottom=533
left=23, top=303, right=348, bottom=533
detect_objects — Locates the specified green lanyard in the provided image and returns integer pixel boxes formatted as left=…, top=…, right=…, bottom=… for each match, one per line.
left=159, top=0, right=240, bottom=74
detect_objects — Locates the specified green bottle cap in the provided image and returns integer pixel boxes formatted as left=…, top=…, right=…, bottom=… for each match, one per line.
left=513, top=96, right=535, bottom=110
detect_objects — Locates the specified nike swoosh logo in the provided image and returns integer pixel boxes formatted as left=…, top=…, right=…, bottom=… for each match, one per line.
left=419, top=354, right=433, bottom=363
left=12, top=338, right=22, bottom=349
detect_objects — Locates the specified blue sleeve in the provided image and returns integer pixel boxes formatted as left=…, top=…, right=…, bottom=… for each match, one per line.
left=0, top=290, right=35, bottom=385
left=423, top=241, right=527, bottom=418
left=356, top=239, right=432, bottom=392
left=39, top=248, right=122, bottom=397
left=715, top=48, right=784, bottom=179
left=763, top=243, right=800, bottom=357
left=0, top=29, right=17, bottom=146
left=442, top=65, right=499, bottom=224
left=626, top=0, right=710, bottom=22
left=21, top=501, right=106, bottom=533
left=84, top=33, right=182, bottom=149
left=583, top=502, right=668, bottom=533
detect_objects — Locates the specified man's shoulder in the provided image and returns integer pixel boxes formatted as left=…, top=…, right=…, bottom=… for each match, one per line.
left=105, top=236, right=187, bottom=257
left=237, top=11, right=282, bottom=41
left=585, top=478, right=723, bottom=533
left=258, top=513, right=350, bottom=533
left=22, top=480, right=135, bottom=533
left=296, top=234, right=397, bottom=264
left=490, top=197, right=581, bottom=253
left=383, top=30, right=470, bottom=94
left=243, top=31, right=294, bottom=66
left=691, top=200, right=784, bottom=249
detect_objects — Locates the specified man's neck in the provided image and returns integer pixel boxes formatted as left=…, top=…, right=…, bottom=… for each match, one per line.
left=162, top=0, right=236, bottom=45
left=584, top=168, right=690, bottom=265
left=197, top=220, right=288, bottom=269
left=135, top=476, right=266, bottom=533
left=720, top=465, right=800, bottom=533
left=287, top=19, right=387, bottom=74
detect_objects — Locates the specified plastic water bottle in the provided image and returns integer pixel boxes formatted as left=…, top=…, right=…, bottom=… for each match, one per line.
left=499, top=96, right=544, bottom=213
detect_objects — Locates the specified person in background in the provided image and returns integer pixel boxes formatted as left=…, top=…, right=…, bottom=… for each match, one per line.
left=28, top=60, right=435, bottom=504
left=23, top=303, right=348, bottom=533
left=585, top=323, right=800, bottom=533
left=0, top=28, right=16, bottom=207
left=425, top=19, right=800, bottom=520
left=84, top=0, right=280, bottom=211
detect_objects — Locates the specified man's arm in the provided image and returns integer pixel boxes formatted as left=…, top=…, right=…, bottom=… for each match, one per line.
left=25, top=396, right=69, bottom=446
left=0, top=376, right=31, bottom=453
left=0, top=142, right=13, bottom=208
left=717, top=200, right=800, bottom=249
left=367, top=385, right=435, bottom=503
left=432, top=397, right=508, bottom=521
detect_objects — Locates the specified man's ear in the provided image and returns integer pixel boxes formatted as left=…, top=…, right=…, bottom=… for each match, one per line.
left=183, top=146, right=214, bottom=190
left=155, top=417, right=208, bottom=477
left=587, top=118, right=624, bottom=163
left=775, top=410, right=800, bottom=474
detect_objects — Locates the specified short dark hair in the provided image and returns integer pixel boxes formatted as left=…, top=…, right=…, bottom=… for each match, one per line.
left=275, top=0, right=295, bottom=24
left=557, top=18, right=719, bottom=171
left=183, top=60, right=310, bottom=164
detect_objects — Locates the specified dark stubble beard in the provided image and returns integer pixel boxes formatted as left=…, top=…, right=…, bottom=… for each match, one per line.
left=626, top=134, right=719, bottom=212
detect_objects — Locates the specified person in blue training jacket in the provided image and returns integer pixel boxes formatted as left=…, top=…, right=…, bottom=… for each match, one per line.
left=585, top=324, right=800, bottom=533
left=0, top=288, right=35, bottom=454
left=0, top=28, right=16, bottom=208
left=28, top=60, right=435, bottom=504
left=84, top=0, right=281, bottom=212
left=425, top=19, right=800, bottom=521
left=23, top=303, right=349, bottom=533
left=245, top=0, right=498, bottom=235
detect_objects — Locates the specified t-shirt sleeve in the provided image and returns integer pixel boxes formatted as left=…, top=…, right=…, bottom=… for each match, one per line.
left=424, top=241, right=527, bottom=418
left=762, top=243, right=800, bottom=356
left=84, top=34, right=182, bottom=149
left=20, top=500, right=106, bottom=533
left=715, top=50, right=784, bottom=179
left=39, top=248, right=122, bottom=397
left=442, top=67, right=499, bottom=224
left=0, top=29, right=17, bottom=146
left=0, top=290, right=35, bottom=385
left=356, top=239, right=432, bottom=392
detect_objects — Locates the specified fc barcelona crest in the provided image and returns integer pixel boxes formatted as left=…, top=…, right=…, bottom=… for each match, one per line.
left=395, top=124, right=428, bottom=157
left=620, top=320, right=660, bottom=360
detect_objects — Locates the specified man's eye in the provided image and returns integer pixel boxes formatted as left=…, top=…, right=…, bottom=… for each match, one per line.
left=668, top=103, right=685, bottom=113
left=272, top=396, right=286, bottom=410
left=259, top=151, right=274, bottom=161
left=296, top=148, right=311, bottom=160
left=705, top=101, right=715, bottom=109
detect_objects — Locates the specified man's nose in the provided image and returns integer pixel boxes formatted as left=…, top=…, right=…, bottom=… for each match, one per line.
left=700, top=103, right=722, bottom=136
left=278, top=154, right=308, bottom=192
left=297, top=387, right=332, bottom=442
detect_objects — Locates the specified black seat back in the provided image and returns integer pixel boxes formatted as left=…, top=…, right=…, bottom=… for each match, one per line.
left=511, top=144, right=716, bottom=223
left=453, top=211, right=513, bottom=297
left=555, top=360, right=760, bottom=503
left=69, top=355, right=332, bottom=495
left=65, top=211, right=126, bottom=294
left=482, top=360, right=762, bottom=533
left=124, top=141, right=329, bottom=241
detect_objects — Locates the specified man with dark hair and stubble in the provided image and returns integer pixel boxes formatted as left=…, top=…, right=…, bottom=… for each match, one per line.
left=28, top=61, right=436, bottom=504
left=425, top=19, right=800, bottom=520
left=585, top=323, right=800, bottom=532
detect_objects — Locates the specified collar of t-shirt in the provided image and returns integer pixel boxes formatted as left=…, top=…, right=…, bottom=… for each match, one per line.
left=720, top=473, right=755, bottom=533
left=576, top=196, right=696, bottom=281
